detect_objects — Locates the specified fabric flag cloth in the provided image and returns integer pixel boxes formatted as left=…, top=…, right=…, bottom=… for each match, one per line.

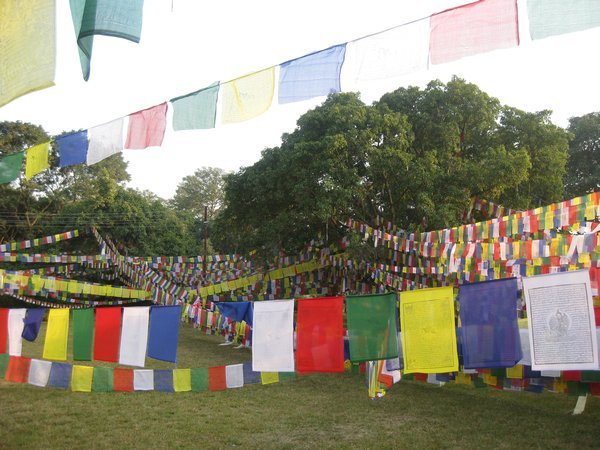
left=225, top=364, right=244, bottom=389
left=346, top=292, right=399, bottom=362
left=5, top=356, right=31, bottom=383
left=173, top=368, right=192, bottom=392
left=0, top=353, right=8, bottom=378
left=147, top=305, right=181, bottom=363
left=252, top=300, right=295, bottom=372
left=400, top=286, right=459, bottom=374
left=86, top=118, right=124, bottom=166
left=527, top=0, right=600, bottom=40
left=119, top=306, right=150, bottom=367
left=47, top=362, right=72, bottom=389
left=0, top=152, right=25, bottom=184
left=94, top=307, right=122, bottom=362
left=278, top=44, right=346, bottom=104
left=25, top=142, right=50, bottom=180
left=170, top=82, right=220, bottom=130
left=28, top=359, right=52, bottom=387
left=242, top=361, right=260, bottom=385
left=216, top=301, right=253, bottom=327
left=208, top=366, right=227, bottom=391
left=125, top=103, right=168, bottom=149
left=133, top=369, right=154, bottom=391
left=221, top=68, right=275, bottom=124
left=458, top=278, right=522, bottom=368
left=8, top=309, right=27, bottom=356
left=69, top=0, right=145, bottom=81
left=113, top=368, right=134, bottom=391
left=0, top=308, right=9, bottom=352
left=57, top=131, right=89, bottom=167
left=429, top=0, right=519, bottom=65
left=92, top=366, right=114, bottom=392
left=342, top=18, right=430, bottom=93
left=71, top=365, right=94, bottom=392
left=296, top=296, right=345, bottom=374
left=0, top=0, right=55, bottom=107
left=22, top=308, right=46, bottom=342
left=260, top=372, right=279, bottom=385
left=153, top=369, right=174, bottom=392
left=190, top=367, right=208, bottom=392
left=43, top=308, right=70, bottom=361
left=73, top=308, right=94, bottom=361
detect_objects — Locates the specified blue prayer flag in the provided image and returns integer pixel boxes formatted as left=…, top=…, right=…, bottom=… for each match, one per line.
left=242, top=361, right=260, bottom=385
left=147, top=305, right=181, bottom=363
left=216, top=301, right=253, bottom=327
left=153, top=369, right=174, bottom=392
left=47, top=362, right=72, bottom=389
left=22, top=309, right=46, bottom=342
left=57, top=131, right=88, bottom=167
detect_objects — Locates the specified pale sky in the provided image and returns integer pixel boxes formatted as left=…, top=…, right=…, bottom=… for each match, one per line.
left=1, top=0, right=599, bottom=199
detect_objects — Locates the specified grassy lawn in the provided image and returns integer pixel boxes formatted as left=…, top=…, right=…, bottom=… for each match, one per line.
left=0, top=322, right=599, bottom=449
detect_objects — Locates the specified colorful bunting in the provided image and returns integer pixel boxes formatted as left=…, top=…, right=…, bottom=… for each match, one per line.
left=527, top=0, right=600, bottom=40
left=171, top=82, right=220, bottom=130
left=119, top=306, right=149, bottom=367
left=147, top=305, right=181, bottom=363
left=125, top=103, right=168, bottom=149
left=57, top=131, right=88, bottom=167
left=43, top=308, right=70, bottom=361
left=86, top=118, right=124, bottom=166
left=221, top=68, right=275, bottom=124
left=0, top=152, right=25, bottom=184
left=94, top=307, right=122, bottom=362
left=73, top=309, right=94, bottom=361
left=252, top=300, right=295, bottom=372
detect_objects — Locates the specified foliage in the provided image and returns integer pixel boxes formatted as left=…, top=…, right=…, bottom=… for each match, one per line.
left=565, top=112, right=600, bottom=199
left=170, top=166, right=227, bottom=220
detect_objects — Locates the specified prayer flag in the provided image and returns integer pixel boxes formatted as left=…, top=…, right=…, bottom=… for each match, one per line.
left=0, top=353, right=8, bottom=378
left=260, top=372, right=279, bottom=385
left=94, top=307, right=122, bottom=362
left=73, top=308, right=94, bottom=361
left=252, top=300, right=295, bottom=372
left=25, top=142, right=50, bottom=180
left=221, top=68, right=274, bottom=124
left=22, top=308, right=45, bottom=342
left=400, top=287, right=459, bottom=374
left=8, top=309, right=26, bottom=356
left=57, top=131, right=88, bottom=167
left=429, top=0, right=519, bottom=65
left=216, top=301, right=253, bottom=326
left=69, top=0, right=145, bottom=81
left=28, top=359, right=52, bottom=387
left=119, top=306, right=149, bottom=367
left=225, top=364, right=244, bottom=388
left=92, top=366, right=114, bottom=392
left=173, top=368, right=192, bottom=392
left=242, top=361, right=260, bottom=385
left=208, top=366, right=227, bottom=391
left=296, top=296, right=345, bottom=373
left=71, top=365, right=94, bottom=392
left=43, top=308, right=70, bottom=361
left=171, top=82, right=219, bottom=130
left=153, top=369, right=174, bottom=392
left=0, top=309, right=9, bottom=352
left=113, top=367, right=134, bottom=391
left=0, top=0, right=55, bottom=107
left=125, top=103, right=168, bottom=149
left=133, top=369, right=153, bottom=391
left=86, top=118, right=124, bottom=166
left=190, top=367, right=208, bottom=392
left=346, top=292, right=399, bottom=362
left=47, top=362, right=72, bottom=389
left=147, top=305, right=181, bottom=363
left=5, top=356, right=31, bottom=383
left=458, top=278, right=522, bottom=368
left=527, top=0, right=600, bottom=40
left=0, top=152, right=25, bottom=184
left=278, top=44, right=346, bottom=104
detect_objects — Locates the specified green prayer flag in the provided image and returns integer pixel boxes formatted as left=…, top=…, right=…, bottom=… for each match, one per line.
left=567, top=381, right=590, bottom=396
left=346, top=292, right=399, bottom=362
left=582, top=371, right=600, bottom=382
left=92, top=366, right=114, bottom=392
left=278, top=371, right=297, bottom=382
left=528, top=0, right=600, bottom=40
left=191, top=367, right=208, bottom=392
left=73, top=309, right=94, bottom=360
left=0, top=353, right=9, bottom=378
left=0, top=151, right=25, bottom=184
left=171, top=82, right=220, bottom=130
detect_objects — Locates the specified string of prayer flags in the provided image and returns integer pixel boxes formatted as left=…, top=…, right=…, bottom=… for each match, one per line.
left=57, top=131, right=88, bottom=167
left=125, top=103, right=168, bottom=149
left=73, top=309, right=94, bottom=360
left=429, top=0, right=519, bottom=65
left=0, top=0, right=55, bottom=107
left=171, top=82, right=220, bottom=131
left=133, top=369, right=153, bottom=391
left=42, top=308, right=70, bottom=361
left=458, top=278, right=522, bottom=369
left=8, top=309, right=26, bottom=356
left=346, top=292, right=399, bottom=362
left=86, top=118, right=124, bottom=166
left=69, top=0, right=145, bottom=81
left=25, top=142, right=50, bottom=180
left=118, top=306, right=149, bottom=367
left=278, top=44, right=346, bottom=104
left=93, top=307, right=122, bottom=362
left=0, top=309, right=8, bottom=352
left=221, top=68, right=275, bottom=124
left=0, top=151, right=25, bottom=184
left=527, top=0, right=600, bottom=40
left=296, top=296, right=345, bottom=374
left=522, top=270, right=599, bottom=371
left=71, top=365, right=94, bottom=392
left=147, top=305, right=181, bottom=363
left=22, top=308, right=46, bottom=342
left=400, top=287, right=459, bottom=374
left=28, top=359, right=52, bottom=387
left=252, top=300, right=295, bottom=372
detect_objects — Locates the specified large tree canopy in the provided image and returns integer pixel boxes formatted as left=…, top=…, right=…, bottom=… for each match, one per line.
left=565, top=112, right=600, bottom=198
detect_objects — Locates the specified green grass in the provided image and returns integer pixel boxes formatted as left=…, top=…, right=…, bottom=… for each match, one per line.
left=1, top=322, right=599, bottom=449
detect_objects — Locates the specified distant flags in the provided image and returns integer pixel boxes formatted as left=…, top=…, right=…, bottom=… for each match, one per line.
left=527, top=0, right=600, bottom=40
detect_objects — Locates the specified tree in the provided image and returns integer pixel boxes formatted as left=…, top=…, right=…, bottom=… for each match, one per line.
left=170, top=167, right=227, bottom=220
left=564, top=112, right=600, bottom=198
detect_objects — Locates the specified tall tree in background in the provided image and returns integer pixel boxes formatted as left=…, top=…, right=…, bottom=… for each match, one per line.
left=565, top=112, right=600, bottom=198
left=170, top=167, right=226, bottom=220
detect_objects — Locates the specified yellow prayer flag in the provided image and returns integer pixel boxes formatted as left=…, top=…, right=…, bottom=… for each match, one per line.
left=173, top=368, right=192, bottom=392
left=43, top=308, right=70, bottom=361
left=221, top=68, right=275, bottom=124
left=400, top=286, right=458, bottom=374
left=25, top=142, right=50, bottom=180
left=505, top=364, right=523, bottom=379
left=71, top=365, right=94, bottom=392
left=260, top=372, right=279, bottom=385
left=454, top=372, right=472, bottom=385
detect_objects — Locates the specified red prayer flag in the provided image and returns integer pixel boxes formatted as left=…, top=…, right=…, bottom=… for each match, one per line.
left=125, top=103, right=168, bottom=149
left=594, top=306, right=600, bottom=327
left=590, top=383, right=600, bottom=397
left=430, top=0, right=519, bottom=65
left=0, top=308, right=9, bottom=353
left=113, top=367, right=134, bottom=391
left=94, top=307, right=122, bottom=362
left=562, top=370, right=582, bottom=381
left=5, top=356, right=31, bottom=383
left=296, top=296, right=345, bottom=374
left=208, top=366, right=227, bottom=391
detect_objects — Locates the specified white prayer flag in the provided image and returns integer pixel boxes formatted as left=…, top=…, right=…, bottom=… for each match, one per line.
left=119, top=306, right=150, bottom=367
left=86, top=118, right=124, bottom=166
left=252, top=300, right=295, bottom=372
left=133, top=369, right=154, bottom=391
left=8, top=308, right=26, bottom=356
left=28, top=359, right=52, bottom=387
left=225, top=364, right=244, bottom=388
